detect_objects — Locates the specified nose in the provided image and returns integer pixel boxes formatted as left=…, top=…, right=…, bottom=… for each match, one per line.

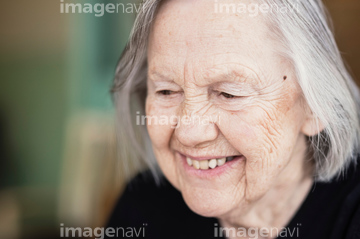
left=174, top=110, right=219, bottom=148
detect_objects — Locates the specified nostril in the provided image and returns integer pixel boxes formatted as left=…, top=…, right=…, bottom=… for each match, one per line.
left=174, top=118, right=219, bottom=148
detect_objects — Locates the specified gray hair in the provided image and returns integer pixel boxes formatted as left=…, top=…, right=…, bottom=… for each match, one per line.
left=112, top=0, right=360, bottom=183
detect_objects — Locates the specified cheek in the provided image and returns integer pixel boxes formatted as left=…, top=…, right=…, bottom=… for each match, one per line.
left=252, top=106, right=285, bottom=157
left=146, top=97, right=181, bottom=186
left=238, top=91, right=303, bottom=159
left=220, top=95, right=304, bottom=184
left=222, top=110, right=300, bottom=201
left=145, top=97, right=177, bottom=149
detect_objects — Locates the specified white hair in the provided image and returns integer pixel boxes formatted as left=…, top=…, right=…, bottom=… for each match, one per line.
left=112, top=0, right=360, bottom=183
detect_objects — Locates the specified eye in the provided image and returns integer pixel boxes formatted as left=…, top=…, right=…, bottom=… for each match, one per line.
left=157, top=90, right=173, bottom=96
left=220, top=92, right=236, bottom=99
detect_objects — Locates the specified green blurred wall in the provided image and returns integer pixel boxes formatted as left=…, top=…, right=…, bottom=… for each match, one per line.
left=0, top=0, right=133, bottom=187
left=0, top=0, right=134, bottom=236
left=0, top=53, right=67, bottom=187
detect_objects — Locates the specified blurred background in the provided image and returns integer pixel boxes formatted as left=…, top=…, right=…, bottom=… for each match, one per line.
left=0, top=0, right=359, bottom=238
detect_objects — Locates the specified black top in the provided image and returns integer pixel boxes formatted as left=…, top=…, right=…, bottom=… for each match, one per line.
left=106, top=161, right=360, bottom=239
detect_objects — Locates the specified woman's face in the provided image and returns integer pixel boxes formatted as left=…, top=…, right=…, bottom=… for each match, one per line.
left=146, top=0, right=311, bottom=218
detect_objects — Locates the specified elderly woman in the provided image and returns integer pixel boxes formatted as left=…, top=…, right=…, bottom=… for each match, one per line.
left=106, top=0, right=360, bottom=238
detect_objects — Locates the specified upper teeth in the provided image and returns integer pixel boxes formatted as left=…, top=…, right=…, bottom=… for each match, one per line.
left=186, top=156, right=235, bottom=170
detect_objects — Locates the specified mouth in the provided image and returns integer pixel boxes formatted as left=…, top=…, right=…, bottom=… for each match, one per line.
left=185, top=155, right=241, bottom=170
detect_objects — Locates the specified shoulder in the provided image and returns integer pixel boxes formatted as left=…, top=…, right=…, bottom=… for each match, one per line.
left=107, top=170, right=181, bottom=225
left=286, top=158, right=360, bottom=239
left=334, top=160, right=360, bottom=239
left=105, top=170, right=218, bottom=239
left=322, top=159, right=360, bottom=237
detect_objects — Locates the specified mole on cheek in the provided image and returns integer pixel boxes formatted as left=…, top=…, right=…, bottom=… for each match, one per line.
left=283, top=76, right=287, bottom=81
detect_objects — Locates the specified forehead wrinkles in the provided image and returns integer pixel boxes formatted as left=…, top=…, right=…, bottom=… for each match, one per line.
left=148, top=0, right=275, bottom=87
left=150, top=0, right=258, bottom=52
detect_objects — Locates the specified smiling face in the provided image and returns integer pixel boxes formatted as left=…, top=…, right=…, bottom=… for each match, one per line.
left=146, top=0, right=312, bottom=219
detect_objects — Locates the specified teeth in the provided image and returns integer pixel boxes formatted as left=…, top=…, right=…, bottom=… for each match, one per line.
left=199, top=160, right=209, bottom=170
left=217, top=158, right=226, bottom=166
left=209, top=159, right=217, bottom=169
left=186, top=156, right=237, bottom=170
left=193, top=160, right=200, bottom=169
left=186, top=157, right=193, bottom=166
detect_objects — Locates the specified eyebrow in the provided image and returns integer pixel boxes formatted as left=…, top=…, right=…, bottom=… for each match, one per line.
left=148, top=70, right=174, bottom=82
left=148, top=64, right=261, bottom=85
left=202, top=65, right=261, bottom=85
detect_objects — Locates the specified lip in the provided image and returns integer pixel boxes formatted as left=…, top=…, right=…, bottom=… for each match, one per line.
left=176, top=152, right=244, bottom=178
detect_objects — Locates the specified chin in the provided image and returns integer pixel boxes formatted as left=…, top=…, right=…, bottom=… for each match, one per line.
left=180, top=186, right=242, bottom=218
left=157, top=151, right=248, bottom=218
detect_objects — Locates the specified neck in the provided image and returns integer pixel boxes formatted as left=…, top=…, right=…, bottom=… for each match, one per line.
left=218, top=135, right=314, bottom=239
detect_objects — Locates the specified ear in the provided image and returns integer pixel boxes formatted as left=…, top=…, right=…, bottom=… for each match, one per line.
left=301, top=113, right=325, bottom=137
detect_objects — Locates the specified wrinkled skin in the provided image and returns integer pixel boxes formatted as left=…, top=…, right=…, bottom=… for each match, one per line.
left=145, top=0, right=316, bottom=237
